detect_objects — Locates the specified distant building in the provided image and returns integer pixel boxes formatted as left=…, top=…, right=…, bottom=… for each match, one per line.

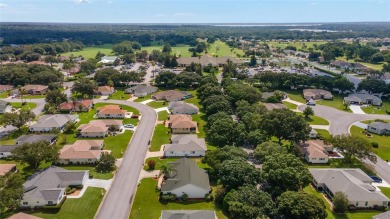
left=125, top=85, right=157, bottom=97
left=97, top=86, right=114, bottom=96
left=263, top=103, right=287, bottom=111
left=0, top=100, right=12, bottom=114
left=0, top=164, right=17, bottom=176
left=23, top=84, right=48, bottom=95
left=177, top=54, right=243, bottom=67
left=168, top=101, right=199, bottom=115
left=29, top=114, right=79, bottom=132
left=100, top=56, right=118, bottom=64
left=344, top=93, right=382, bottom=106
left=367, top=122, right=390, bottom=135
left=152, top=90, right=191, bottom=102
left=303, top=89, right=333, bottom=100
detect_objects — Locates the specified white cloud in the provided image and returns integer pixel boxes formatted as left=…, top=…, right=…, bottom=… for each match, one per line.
left=74, top=0, right=90, bottom=4
left=0, top=3, right=9, bottom=8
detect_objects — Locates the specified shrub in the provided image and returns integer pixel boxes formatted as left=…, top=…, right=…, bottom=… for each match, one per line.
left=181, top=193, right=188, bottom=201
left=371, top=142, right=379, bottom=148
left=65, top=187, right=77, bottom=195
left=160, top=194, right=177, bottom=202
left=333, top=192, right=349, bottom=213
left=147, top=159, right=156, bottom=170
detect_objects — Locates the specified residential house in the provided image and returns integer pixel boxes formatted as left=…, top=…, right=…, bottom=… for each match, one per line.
left=21, top=166, right=88, bottom=208
left=263, top=103, right=287, bottom=111
left=164, top=135, right=206, bottom=157
left=0, top=100, right=12, bottom=114
left=97, top=86, right=114, bottom=96
left=309, top=168, right=389, bottom=208
left=0, top=164, right=17, bottom=176
left=15, top=134, right=57, bottom=145
left=152, top=90, right=191, bottom=102
left=177, top=54, right=243, bottom=67
left=160, top=210, right=217, bottom=219
left=344, top=93, right=382, bottom=106
left=23, top=85, right=48, bottom=95
left=96, top=105, right=126, bottom=118
left=168, top=114, right=197, bottom=134
left=78, top=120, right=122, bottom=138
left=168, top=101, right=199, bottom=115
left=0, top=84, right=13, bottom=92
left=330, top=60, right=352, bottom=69
left=303, top=89, right=333, bottom=100
left=383, top=72, right=390, bottom=84
left=29, top=114, right=79, bottom=132
left=309, top=129, right=318, bottom=138
left=58, top=140, right=108, bottom=165
left=160, top=158, right=210, bottom=198
left=0, top=146, right=17, bottom=158
left=367, top=122, right=390, bottom=135
left=125, top=85, right=158, bottom=97
left=100, top=56, right=118, bottom=64
left=58, top=99, right=93, bottom=112
left=7, top=212, right=42, bottom=219
left=68, top=65, right=80, bottom=75
left=372, top=211, right=390, bottom=219
left=300, top=140, right=333, bottom=164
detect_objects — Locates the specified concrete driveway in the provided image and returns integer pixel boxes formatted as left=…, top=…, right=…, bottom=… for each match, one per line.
left=349, top=105, right=366, bottom=114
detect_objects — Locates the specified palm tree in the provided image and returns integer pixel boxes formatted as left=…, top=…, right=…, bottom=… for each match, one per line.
left=160, top=163, right=173, bottom=178
left=18, top=85, right=27, bottom=103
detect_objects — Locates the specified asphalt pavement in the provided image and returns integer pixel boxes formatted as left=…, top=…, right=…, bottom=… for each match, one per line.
left=94, top=99, right=157, bottom=219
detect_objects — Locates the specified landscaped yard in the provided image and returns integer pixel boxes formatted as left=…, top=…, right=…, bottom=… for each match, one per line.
left=284, top=90, right=306, bottom=103
left=350, top=125, right=390, bottom=161
left=61, top=44, right=114, bottom=59
left=133, top=93, right=153, bottom=102
left=304, top=186, right=382, bottom=219
left=62, top=165, right=113, bottom=180
left=157, top=111, right=169, bottom=121
left=144, top=157, right=209, bottom=171
left=314, top=129, right=332, bottom=139
left=150, top=124, right=170, bottom=151
left=31, top=187, right=105, bottom=219
left=297, top=112, right=329, bottom=125
left=282, top=101, right=298, bottom=110
left=129, top=178, right=227, bottom=219
left=0, top=91, right=9, bottom=98
left=104, top=130, right=133, bottom=158
left=10, top=102, right=37, bottom=110
left=316, top=94, right=352, bottom=112
left=361, top=100, right=390, bottom=115
left=108, top=90, right=130, bottom=100
left=23, top=95, right=46, bottom=99
left=147, top=101, right=167, bottom=109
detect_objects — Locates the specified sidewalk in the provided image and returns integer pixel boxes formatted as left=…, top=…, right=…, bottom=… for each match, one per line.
left=140, top=99, right=154, bottom=105
left=155, top=107, right=169, bottom=113
left=67, top=179, right=112, bottom=199
left=283, top=98, right=304, bottom=106
left=310, top=125, right=330, bottom=130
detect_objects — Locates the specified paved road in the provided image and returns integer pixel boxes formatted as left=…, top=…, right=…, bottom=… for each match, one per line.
left=94, top=99, right=156, bottom=219
left=63, top=81, right=74, bottom=98
left=143, top=66, right=155, bottom=85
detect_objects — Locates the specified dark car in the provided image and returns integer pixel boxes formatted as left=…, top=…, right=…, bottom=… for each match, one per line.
left=369, top=176, right=383, bottom=183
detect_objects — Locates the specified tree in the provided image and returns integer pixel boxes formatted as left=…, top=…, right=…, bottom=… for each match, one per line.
left=80, top=60, right=96, bottom=75
left=12, top=140, right=59, bottom=170
left=249, top=55, right=257, bottom=67
left=260, top=109, right=311, bottom=143
left=357, top=79, right=387, bottom=94
left=95, top=153, right=116, bottom=173
left=206, top=117, right=235, bottom=147
left=72, top=78, right=96, bottom=98
left=370, top=53, right=384, bottom=64
left=277, top=191, right=327, bottom=219
left=154, top=71, right=177, bottom=87
left=261, top=153, right=312, bottom=196
left=147, top=159, right=156, bottom=170
left=225, top=83, right=262, bottom=104
left=160, top=163, right=173, bottom=177
left=0, top=109, right=35, bottom=131
left=254, top=141, right=287, bottom=163
left=223, top=186, right=275, bottom=219
left=162, top=44, right=172, bottom=53
left=332, top=192, right=349, bottom=213
left=303, top=106, right=314, bottom=118
left=45, top=89, right=67, bottom=106
left=203, top=146, right=248, bottom=172
left=203, top=95, right=232, bottom=116
left=219, top=159, right=261, bottom=190
left=0, top=173, right=24, bottom=214
left=330, top=135, right=377, bottom=165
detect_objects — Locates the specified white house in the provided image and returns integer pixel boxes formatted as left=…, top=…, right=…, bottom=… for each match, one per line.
left=100, top=56, right=118, bottom=64
left=163, top=135, right=206, bottom=157
left=160, top=158, right=210, bottom=199
left=125, top=85, right=158, bottom=97
left=168, top=101, right=199, bottom=115
left=0, top=146, right=17, bottom=158
left=96, top=105, right=126, bottom=118
left=29, top=114, right=79, bottom=132
left=58, top=140, right=107, bottom=165
left=309, top=168, right=389, bottom=209
left=309, top=129, right=318, bottom=138
left=367, top=122, right=390, bottom=135
left=300, top=140, right=332, bottom=164
left=21, top=166, right=88, bottom=208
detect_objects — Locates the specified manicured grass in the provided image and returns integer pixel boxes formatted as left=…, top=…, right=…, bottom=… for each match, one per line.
left=108, top=90, right=130, bottom=100
left=282, top=101, right=298, bottom=110
left=350, top=125, right=390, bottom=161
left=192, top=113, right=207, bottom=138
left=184, top=90, right=201, bottom=108
left=314, top=129, right=332, bottom=139
left=0, top=159, right=51, bottom=180
left=337, top=56, right=384, bottom=71
left=267, top=41, right=327, bottom=51
left=10, top=102, right=37, bottom=110
left=297, top=112, right=329, bottom=125
left=31, top=187, right=105, bottom=219
left=150, top=124, right=170, bottom=152
left=316, top=95, right=352, bottom=112
left=133, top=95, right=152, bottom=102
left=147, top=101, right=167, bottom=109
left=104, top=130, right=133, bottom=158
left=284, top=90, right=306, bottom=103
left=144, top=157, right=209, bottom=171
left=129, top=178, right=227, bottom=219
left=158, top=111, right=169, bottom=121
left=62, top=165, right=113, bottom=180
left=0, top=91, right=9, bottom=98
left=23, top=95, right=46, bottom=99
left=61, top=44, right=114, bottom=59
left=361, top=100, right=390, bottom=115
left=143, top=44, right=193, bottom=57
left=379, top=187, right=390, bottom=199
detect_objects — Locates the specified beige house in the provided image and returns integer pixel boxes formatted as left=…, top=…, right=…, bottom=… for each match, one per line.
left=58, top=140, right=108, bottom=165
left=97, top=86, right=114, bottom=96
left=0, top=164, right=17, bottom=176
left=303, top=89, right=333, bottom=100
left=152, top=90, right=191, bottom=102
left=168, top=114, right=197, bottom=134
left=96, top=105, right=126, bottom=118
left=299, top=140, right=333, bottom=164
left=23, top=84, right=48, bottom=95
left=78, top=120, right=122, bottom=138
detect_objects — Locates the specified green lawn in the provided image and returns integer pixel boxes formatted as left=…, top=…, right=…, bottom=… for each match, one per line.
left=350, top=125, right=390, bottom=161
left=61, top=44, right=114, bottom=59
left=361, top=100, right=390, bottom=115
left=379, top=187, right=390, bottom=199
left=10, top=102, right=37, bottom=110
left=282, top=101, right=298, bottom=110
left=183, top=90, right=207, bottom=138
left=108, top=90, right=130, bottom=100
left=22, top=95, right=45, bottom=99
left=147, top=101, right=167, bottom=109
left=0, top=159, right=51, bottom=180
left=31, top=187, right=105, bottom=219
left=133, top=94, right=153, bottom=102
left=304, top=186, right=381, bottom=219
left=267, top=41, right=327, bottom=52
left=144, top=157, right=209, bottom=171
left=62, top=165, right=113, bottom=180
left=158, top=111, right=169, bottom=121
left=284, top=90, right=306, bottom=103
left=297, top=112, right=329, bottom=125
left=150, top=124, right=170, bottom=152
left=315, top=129, right=332, bottom=139
left=316, top=95, right=352, bottom=112
left=337, top=56, right=384, bottom=71
left=0, top=91, right=9, bottom=98
left=104, top=130, right=133, bottom=158
left=129, top=178, right=227, bottom=219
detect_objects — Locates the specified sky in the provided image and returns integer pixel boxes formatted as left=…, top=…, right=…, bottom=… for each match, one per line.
left=0, top=0, right=389, bottom=23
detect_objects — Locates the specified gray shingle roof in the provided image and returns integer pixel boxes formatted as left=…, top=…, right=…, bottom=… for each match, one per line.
left=168, top=101, right=199, bottom=112
left=368, top=122, right=390, bottom=130
left=309, top=168, right=389, bottom=202
left=0, top=145, right=18, bottom=153
left=161, top=210, right=216, bottom=219
left=164, top=135, right=206, bottom=152
left=30, top=114, right=78, bottom=129
left=125, top=85, right=157, bottom=94
left=15, top=134, right=57, bottom=145
left=345, top=93, right=382, bottom=103
left=161, top=158, right=209, bottom=192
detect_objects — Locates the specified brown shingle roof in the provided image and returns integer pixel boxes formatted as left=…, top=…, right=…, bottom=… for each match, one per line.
left=60, top=140, right=105, bottom=159
left=97, top=105, right=126, bottom=115
left=7, top=212, right=42, bottom=219
left=169, top=114, right=197, bottom=129
left=0, top=164, right=16, bottom=176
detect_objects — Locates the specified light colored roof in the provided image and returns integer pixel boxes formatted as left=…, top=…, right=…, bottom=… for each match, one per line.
left=97, top=105, right=126, bottom=115
left=368, top=122, right=390, bottom=130
left=97, top=86, right=114, bottom=93
left=161, top=210, right=216, bottom=219
left=165, top=135, right=206, bottom=152
left=23, top=84, right=48, bottom=92
left=309, top=168, right=389, bottom=202
left=0, top=164, right=16, bottom=176
left=152, top=90, right=188, bottom=101
left=31, top=114, right=78, bottom=129
left=263, top=103, right=287, bottom=111
left=300, top=140, right=329, bottom=159
left=168, top=101, right=199, bottom=112
left=101, top=56, right=117, bottom=61
left=169, top=114, right=197, bottom=129
left=7, top=212, right=42, bottom=219
left=15, top=134, right=56, bottom=144
left=161, top=158, right=209, bottom=192
left=60, top=140, right=105, bottom=160
left=345, top=93, right=382, bottom=102
left=125, top=85, right=157, bottom=94
left=372, top=211, right=390, bottom=219
left=303, top=89, right=333, bottom=97
left=78, top=120, right=122, bottom=133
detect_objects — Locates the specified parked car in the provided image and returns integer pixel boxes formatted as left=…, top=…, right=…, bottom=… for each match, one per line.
left=124, top=124, right=134, bottom=128
left=370, top=176, right=383, bottom=183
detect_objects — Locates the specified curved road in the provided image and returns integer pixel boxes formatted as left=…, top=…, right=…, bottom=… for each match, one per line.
left=94, top=100, right=157, bottom=219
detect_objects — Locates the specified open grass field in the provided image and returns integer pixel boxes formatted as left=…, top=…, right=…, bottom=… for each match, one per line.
left=108, top=90, right=130, bottom=100
left=284, top=90, right=306, bottom=103
left=0, top=91, right=9, bottom=98
left=150, top=124, right=170, bottom=151
left=350, top=125, right=390, bottom=161
left=267, top=41, right=327, bottom=51
left=133, top=93, right=153, bottom=102
left=31, top=187, right=105, bottom=219
left=304, top=186, right=382, bottom=219
left=61, top=44, right=114, bottom=59
left=143, top=44, right=193, bottom=57
left=62, top=165, right=113, bottom=180
left=129, top=178, right=227, bottom=219
left=157, top=110, right=169, bottom=121
left=147, top=101, right=167, bottom=109
left=361, top=100, right=390, bottom=115
left=337, top=56, right=385, bottom=71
